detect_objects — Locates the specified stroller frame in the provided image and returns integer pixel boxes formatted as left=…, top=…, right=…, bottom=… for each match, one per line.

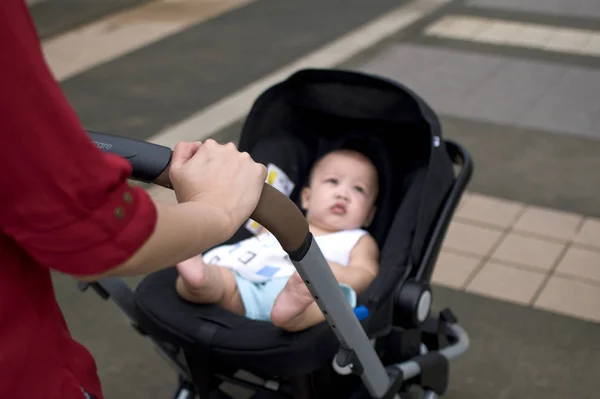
left=81, top=69, right=473, bottom=399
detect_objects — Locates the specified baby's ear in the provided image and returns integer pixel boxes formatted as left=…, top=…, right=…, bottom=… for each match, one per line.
left=363, top=206, right=377, bottom=227
left=300, top=186, right=311, bottom=210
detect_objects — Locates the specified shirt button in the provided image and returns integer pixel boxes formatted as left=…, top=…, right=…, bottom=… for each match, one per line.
left=123, top=192, right=133, bottom=204
left=114, top=206, right=125, bottom=219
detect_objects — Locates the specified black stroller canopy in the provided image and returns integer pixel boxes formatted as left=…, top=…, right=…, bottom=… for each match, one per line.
left=239, top=68, right=443, bottom=144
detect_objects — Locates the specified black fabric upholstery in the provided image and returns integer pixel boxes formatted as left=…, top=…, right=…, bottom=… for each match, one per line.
left=135, top=267, right=340, bottom=376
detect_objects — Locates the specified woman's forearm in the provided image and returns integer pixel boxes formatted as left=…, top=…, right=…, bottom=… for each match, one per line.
left=78, top=199, right=237, bottom=281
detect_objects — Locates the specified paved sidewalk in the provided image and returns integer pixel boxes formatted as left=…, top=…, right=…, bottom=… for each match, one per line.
left=436, top=192, right=600, bottom=323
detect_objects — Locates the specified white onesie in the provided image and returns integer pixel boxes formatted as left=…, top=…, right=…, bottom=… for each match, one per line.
left=202, top=229, right=368, bottom=283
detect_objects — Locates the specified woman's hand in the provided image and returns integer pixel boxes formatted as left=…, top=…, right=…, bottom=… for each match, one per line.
left=169, top=139, right=267, bottom=235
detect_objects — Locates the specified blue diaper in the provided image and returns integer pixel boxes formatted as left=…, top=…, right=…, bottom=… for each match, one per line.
left=234, top=274, right=357, bottom=322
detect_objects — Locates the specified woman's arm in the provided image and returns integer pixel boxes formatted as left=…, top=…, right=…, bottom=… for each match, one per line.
left=0, top=0, right=262, bottom=281
left=77, top=198, right=239, bottom=281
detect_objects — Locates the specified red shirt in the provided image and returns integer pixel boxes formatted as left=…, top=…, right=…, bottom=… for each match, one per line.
left=0, top=1, right=158, bottom=398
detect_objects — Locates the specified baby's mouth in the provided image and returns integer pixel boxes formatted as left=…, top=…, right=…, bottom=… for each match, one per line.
left=330, top=203, right=346, bottom=215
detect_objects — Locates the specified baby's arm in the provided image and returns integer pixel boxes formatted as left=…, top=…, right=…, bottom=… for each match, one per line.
left=326, top=235, right=379, bottom=295
left=270, top=236, right=379, bottom=332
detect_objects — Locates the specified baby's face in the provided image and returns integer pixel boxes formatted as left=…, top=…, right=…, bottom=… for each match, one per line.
left=302, top=150, right=378, bottom=232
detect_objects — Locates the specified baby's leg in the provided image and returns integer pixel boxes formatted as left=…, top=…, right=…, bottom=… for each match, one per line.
left=176, top=256, right=244, bottom=315
left=270, top=272, right=324, bottom=332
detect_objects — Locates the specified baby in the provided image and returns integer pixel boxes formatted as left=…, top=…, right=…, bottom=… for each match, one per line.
left=175, top=148, right=380, bottom=332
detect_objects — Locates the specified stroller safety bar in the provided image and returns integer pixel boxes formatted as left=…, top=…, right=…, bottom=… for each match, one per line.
left=87, top=131, right=399, bottom=398
left=392, top=323, right=469, bottom=381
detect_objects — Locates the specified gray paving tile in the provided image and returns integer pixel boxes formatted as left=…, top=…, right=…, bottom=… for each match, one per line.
left=592, top=109, right=600, bottom=132
left=30, top=0, right=153, bottom=40
left=360, top=43, right=452, bottom=78
left=467, top=0, right=600, bottom=19
left=579, top=0, right=600, bottom=16
left=358, top=44, right=600, bottom=139
left=459, top=60, right=567, bottom=124
left=360, top=44, right=505, bottom=115
left=518, top=67, right=600, bottom=138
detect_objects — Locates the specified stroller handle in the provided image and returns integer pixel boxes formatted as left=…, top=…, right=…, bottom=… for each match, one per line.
left=87, top=131, right=310, bottom=254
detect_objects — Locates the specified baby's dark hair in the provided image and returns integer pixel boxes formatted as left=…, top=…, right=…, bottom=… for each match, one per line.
left=316, top=135, right=387, bottom=181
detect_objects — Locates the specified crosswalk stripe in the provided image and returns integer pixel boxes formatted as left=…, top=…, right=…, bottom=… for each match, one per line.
left=424, top=15, right=600, bottom=56
left=42, top=0, right=255, bottom=82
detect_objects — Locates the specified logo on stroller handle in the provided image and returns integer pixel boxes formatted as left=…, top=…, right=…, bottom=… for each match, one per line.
left=93, top=141, right=113, bottom=150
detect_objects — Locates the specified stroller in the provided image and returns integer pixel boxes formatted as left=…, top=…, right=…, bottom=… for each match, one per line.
left=82, top=68, right=473, bottom=399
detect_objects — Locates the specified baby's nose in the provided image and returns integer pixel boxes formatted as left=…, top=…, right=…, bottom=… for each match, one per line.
left=336, top=190, right=349, bottom=200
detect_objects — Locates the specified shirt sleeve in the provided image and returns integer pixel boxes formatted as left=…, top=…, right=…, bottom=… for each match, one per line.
left=0, top=0, right=158, bottom=276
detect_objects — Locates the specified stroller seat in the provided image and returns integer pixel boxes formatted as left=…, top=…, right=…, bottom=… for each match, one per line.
left=81, top=69, right=473, bottom=399
left=135, top=266, right=341, bottom=377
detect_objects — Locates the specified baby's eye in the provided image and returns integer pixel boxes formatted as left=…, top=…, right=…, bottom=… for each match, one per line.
left=325, top=178, right=338, bottom=184
left=354, top=186, right=365, bottom=193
